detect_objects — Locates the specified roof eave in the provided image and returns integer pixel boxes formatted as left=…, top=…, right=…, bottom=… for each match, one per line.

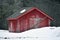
left=34, top=7, right=54, bottom=20
left=7, top=18, right=16, bottom=20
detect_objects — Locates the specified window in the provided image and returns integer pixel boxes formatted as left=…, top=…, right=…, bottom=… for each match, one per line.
left=20, top=9, right=26, bottom=13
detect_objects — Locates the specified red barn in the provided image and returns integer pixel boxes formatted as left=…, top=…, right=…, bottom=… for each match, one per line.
left=7, top=7, right=53, bottom=32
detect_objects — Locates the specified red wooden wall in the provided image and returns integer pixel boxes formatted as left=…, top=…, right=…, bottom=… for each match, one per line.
left=16, top=9, right=50, bottom=32
left=8, top=9, right=50, bottom=32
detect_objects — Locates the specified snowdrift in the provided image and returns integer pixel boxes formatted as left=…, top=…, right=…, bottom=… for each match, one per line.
left=0, top=27, right=60, bottom=40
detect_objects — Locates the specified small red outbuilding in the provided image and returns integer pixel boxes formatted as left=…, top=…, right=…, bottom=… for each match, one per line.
left=7, top=7, right=53, bottom=32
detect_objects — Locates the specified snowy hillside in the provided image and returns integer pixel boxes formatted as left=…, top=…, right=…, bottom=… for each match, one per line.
left=0, top=27, right=60, bottom=40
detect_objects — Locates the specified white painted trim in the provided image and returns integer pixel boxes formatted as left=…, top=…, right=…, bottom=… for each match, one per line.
left=11, top=22, right=13, bottom=28
left=16, top=20, right=20, bottom=32
left=25, top=20, right=28, bottom=30
left=9, top=22, right=13, bottom=31
left=49, top=20, right=50, bottom=26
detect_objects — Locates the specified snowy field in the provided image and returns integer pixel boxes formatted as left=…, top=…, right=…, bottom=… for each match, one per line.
left=0, top=26, right=60, bottom=40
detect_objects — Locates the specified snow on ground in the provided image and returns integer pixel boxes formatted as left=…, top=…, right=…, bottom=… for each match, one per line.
left=0, top=26, right=60, bottom=40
